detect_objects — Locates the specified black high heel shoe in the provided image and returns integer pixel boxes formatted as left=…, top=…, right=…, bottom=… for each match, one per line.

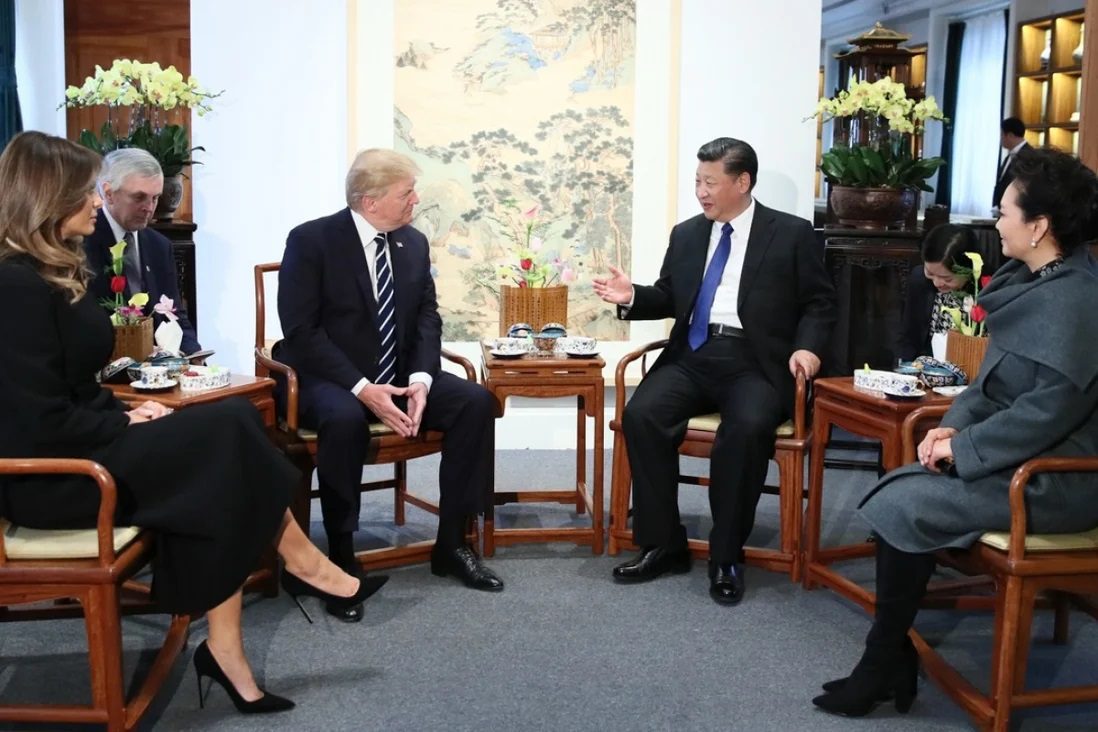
left=280, top=568, right=389, bottom=623
left=812, top=645, right=918, bottom=717
left=820, top=636, right=917, bottom=696
left=193, top=641, right=294, bottom=714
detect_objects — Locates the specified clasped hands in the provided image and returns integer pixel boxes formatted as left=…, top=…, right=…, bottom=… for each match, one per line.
left=357, top=381, right=427, bottom=438
left=127, top=400, right=174, bottom=424
left=917, top=427, right=957, bottom=473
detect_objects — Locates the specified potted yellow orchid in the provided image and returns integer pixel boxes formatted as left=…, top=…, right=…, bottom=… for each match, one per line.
left=812, top=77, right=947, bottom=228
left=63, top=59, right=220, bottom=218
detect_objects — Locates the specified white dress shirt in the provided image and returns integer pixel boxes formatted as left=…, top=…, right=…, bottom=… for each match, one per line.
left=697, top=199, right=755, bottom=330
left=349, top=209, right=432, bottom=396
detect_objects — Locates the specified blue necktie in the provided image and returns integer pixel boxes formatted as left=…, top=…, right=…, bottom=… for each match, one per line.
left=688, top=222, right=733, bottom=350
left=374, top=233, right=396, bottom=384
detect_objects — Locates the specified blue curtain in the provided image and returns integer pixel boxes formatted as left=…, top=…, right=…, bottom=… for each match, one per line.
left=0, top=0, right=22, bottom=149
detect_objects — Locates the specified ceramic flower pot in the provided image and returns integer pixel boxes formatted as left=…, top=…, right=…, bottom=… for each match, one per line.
left=498, top=285, right=568, bottom=336
left=830, top=185, right=917, bottom=230
left=154, top=174, right=184, bottom=221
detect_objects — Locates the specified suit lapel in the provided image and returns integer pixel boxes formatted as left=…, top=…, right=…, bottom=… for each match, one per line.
left=387, top=227, right=412, bottom=353
left=681, top=217, right=711, bottom=312
left=738, top=203, right=775, bottom=310
left=336, top=210, right=379, bottom=320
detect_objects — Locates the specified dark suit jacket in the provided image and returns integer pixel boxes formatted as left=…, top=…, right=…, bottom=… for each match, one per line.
left=277, top=208, right=441, bottom=390
left=83, top=211, right=200, bottom=355
left=992, top=141, right=1030, bottom=208
left=623, top=203, right=836, bottom=414
left=896, top=266, right=937, bottom=362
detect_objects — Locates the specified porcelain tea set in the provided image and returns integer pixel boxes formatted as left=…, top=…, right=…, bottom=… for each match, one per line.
left=489, top=322, right=598, bottom=359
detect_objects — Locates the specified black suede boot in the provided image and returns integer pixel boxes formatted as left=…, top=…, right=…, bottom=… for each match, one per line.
left=813, top=538, right=935, bottom=717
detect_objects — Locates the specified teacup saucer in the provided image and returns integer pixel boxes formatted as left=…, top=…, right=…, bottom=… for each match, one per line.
left=564, top=350, right=599, bottom=359
left=131, top=378, right=178, bottom=391
left=489, top=349, right=524, bottom=359
left=882, top=387, right=925, bottom=400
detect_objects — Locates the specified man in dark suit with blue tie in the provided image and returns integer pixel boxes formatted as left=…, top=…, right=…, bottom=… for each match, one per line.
left=593, top=138, right=836, bottom=606
left=83, top=148, right=200, bottom=355
left=277, top=149, right=502, bottom=620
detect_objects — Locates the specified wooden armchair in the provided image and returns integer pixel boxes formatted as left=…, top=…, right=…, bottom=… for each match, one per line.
left=902, top=405, right=1098, bottom=731
left=254, top=263, right=478, bottom=571
left=607, top=339, right=810, bottom=580
left=0, top=458, right=189, bottom=732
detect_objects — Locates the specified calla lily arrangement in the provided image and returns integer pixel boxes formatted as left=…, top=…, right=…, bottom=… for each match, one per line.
left=941, top=252, right=990, bottom=336
left=494, top=202, right=576, bottom=288
left=99, top=240, right=149, bottom=325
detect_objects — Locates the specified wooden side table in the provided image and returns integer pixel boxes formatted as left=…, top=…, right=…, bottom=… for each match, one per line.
left=479, top=343, right=605, bottom=555
left=109, top=375, right=279, bottom=595
left=802, top=376, right=953, bottom=612
left=110, top=375, right=276, bottom=427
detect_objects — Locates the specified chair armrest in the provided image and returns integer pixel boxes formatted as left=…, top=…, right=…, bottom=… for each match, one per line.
left=613, top=339, right=669, bottom=419
left=254, top=346, right=301, bottom=432
left=442, top=348, right=476, bottom=382
left=900, top=405, right=952, bottom=463
left=1006, top=456, right=1098, bottom=560
left=0, top=458, right=120, bottom=566
left=792, top=371, right=808, bottom=438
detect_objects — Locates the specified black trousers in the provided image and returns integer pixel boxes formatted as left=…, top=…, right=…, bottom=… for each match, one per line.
left=299, top=371, right=495, bottom=537
left=622, top=336, right=783, bottom=564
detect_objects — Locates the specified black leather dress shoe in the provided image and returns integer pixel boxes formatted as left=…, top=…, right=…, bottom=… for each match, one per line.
left=430, top=545, right=504, bottom=591
left=708, top=561, right=745, bottom=605
left=612, top=546, right=692, bottom=583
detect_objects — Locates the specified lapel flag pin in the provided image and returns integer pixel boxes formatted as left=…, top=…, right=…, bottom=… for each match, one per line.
left=396, top=241, right=404, bottom=248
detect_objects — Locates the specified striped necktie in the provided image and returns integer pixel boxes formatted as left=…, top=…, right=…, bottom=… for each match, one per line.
left=374, top=233, right=397, bottom=384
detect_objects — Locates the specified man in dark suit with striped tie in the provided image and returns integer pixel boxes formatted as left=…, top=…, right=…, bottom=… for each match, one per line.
left=594, top=138, right=836, bottom=606
left=278, top=149, right=502, bottom=620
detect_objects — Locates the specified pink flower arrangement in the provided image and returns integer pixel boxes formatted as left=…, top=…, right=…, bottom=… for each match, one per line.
left=495, top=203, right=575, bottom=288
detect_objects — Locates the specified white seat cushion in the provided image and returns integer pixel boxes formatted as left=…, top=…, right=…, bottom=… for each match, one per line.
left=979, top=525, right=1098, bottom=553
left=686, top=413, right=795, bottom=438
left=1, top=519, right=142, bottom=560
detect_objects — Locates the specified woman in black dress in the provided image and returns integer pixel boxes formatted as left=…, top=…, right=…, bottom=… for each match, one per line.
left=0, top=132, right=375, bottom=714
left=895, top=224, right=976, bottom=362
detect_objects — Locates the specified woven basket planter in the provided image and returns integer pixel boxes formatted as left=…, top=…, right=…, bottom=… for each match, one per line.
left=498, top=285, right=568, bottom=336
left=945, top=330, right=989, bottom=384
left=110, top=318, right=154, bottom=363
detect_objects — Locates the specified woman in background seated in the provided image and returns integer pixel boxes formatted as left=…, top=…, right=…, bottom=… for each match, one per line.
left=813, top=148, right=1098, bottom=717
left=895, top=224, right=976, bottom=362
left=0, top=132, right=374, bottom=715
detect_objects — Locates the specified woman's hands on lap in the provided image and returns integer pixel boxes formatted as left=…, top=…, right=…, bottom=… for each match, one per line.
left=917, top=427, right=957, bottom=473
left=127, top=400, right=174, bottom=424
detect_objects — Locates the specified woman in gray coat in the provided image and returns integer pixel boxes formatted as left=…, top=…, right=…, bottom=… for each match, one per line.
left=813, top=148, right=1098, bottom=718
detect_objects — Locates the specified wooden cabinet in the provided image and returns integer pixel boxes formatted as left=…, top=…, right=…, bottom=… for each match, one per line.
left=148, top=220, right=198, bottom=332
left=1014, top=9, right=1084, bottom=154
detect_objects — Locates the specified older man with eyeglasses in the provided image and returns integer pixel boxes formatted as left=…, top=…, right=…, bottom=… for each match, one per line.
left=83, top=148, right=200, bottom=355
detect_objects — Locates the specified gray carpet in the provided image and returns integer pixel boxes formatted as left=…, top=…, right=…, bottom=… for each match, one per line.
left=3, top=449, right=1098, bottom=731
